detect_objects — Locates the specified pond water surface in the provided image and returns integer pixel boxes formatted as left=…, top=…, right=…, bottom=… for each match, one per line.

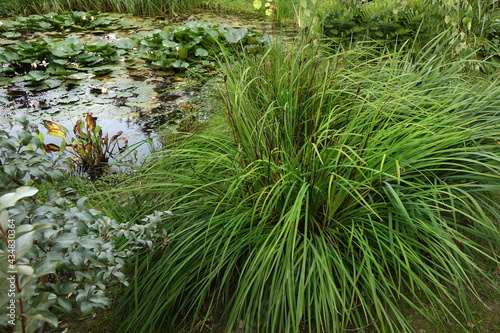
left=0, top=10, right=296, bottom=163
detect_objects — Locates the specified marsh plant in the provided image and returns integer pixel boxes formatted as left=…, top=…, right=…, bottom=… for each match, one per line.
left=116, top=37, right=500, bottom=332
left=43, top=113, right=128, bottom=179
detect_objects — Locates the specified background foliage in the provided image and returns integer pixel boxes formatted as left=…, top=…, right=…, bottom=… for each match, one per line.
left=318, top=0, right=500, bottom=72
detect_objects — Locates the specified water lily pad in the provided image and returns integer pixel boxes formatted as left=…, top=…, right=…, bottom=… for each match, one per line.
left=67, top=72, right=90, bottom=80
left=43, top=79, right=63, bottom=89
left=92, top=67, right=113, bottom=76
left=2, top=32, right=22, bottom=39
left=114, top=38, right=137, bottom=50
left=25, top=70, right=50, bottom=82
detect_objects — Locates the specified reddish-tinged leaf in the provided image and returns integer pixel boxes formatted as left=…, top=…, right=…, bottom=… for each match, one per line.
left=119, top=137, right=128, bottom=147
left=43, top=120, right=66, bottom=138
left=74, top=120, right=83, bottom=135
left=85, top=113, right=97, bottom=131
left=466, top=321, right=475, bottom=328
left=110, top=131, right=124, bottom=142
left=84, top=143, right=92, bottom=154
left=44, top=143, right=60, bottom=152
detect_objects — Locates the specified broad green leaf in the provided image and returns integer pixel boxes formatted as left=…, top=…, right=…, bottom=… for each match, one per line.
left=15, top=223, right=51, bottom=238
left=23, top=310, right=58, bottom=328
left=32, top=258, right=58, bottom=277
left=0, top=187, right=39, bottom=211
left=15, top=231, right=35, bottom=259
left=80, top=301, right=93, bottom=316
left=26, top=71, right=49, bottom=82
left=0, top=210, right=9, bottom=231
left=162, top=40, right=178, bottom=48
left=16, top=265, right=34, bottom=275
left=56, top=297, right=72, bottom=313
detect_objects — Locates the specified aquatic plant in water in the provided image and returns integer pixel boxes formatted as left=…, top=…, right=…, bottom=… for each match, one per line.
left=0, top=11, right=134, bottom=35
left=138, top=21, right=270, bottom=72
left=43, top=113, right=128, bottom=179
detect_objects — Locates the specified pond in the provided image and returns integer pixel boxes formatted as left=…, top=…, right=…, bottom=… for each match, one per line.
left=0, top=10, right=296, bottom=164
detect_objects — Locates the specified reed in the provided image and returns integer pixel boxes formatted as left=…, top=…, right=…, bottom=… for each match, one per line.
left=1, top=0, right=203, bottom=16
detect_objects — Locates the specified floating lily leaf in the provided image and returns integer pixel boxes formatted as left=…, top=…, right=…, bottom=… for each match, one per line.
left=26, top=71, right=50, bottom=82
left=49, top=69, right=77, bottom=76
left=138, top=22, right=269, bottom=73
left=2, top=32, right=22, bottom=39
left=38, top=21, right=52, bottom=29
left=0, top=50, right=20, bottom=62
left=113, top=38, right=137, bottom=50
left=25, top=79, right=63, bottom=91
left=52, top=59, right=69, bottom=66
left=92, top=67, right=113, bottom=76
left=86, top=41, right=110, bottom=52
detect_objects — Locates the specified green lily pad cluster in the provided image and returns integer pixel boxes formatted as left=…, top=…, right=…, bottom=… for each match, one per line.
left=0, top=37, right=118, bottom=81
left=0, top=20, right=269, bottom=82
left=137, top=21, right=270, bottom=71
left=0, top=11, right=132, bottom=36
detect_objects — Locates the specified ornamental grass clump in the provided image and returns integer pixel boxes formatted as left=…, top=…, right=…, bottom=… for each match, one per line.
left=118, top=40, right=500, bottom=332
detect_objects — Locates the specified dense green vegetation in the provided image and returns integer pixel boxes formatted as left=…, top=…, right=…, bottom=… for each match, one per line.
left=114, top=36, right=500, bottom=332
left=1, top=1, right=499, bottom=333
left=0, top=0, right=203, bottom=16
left=318, top=0, right=500, bottom=73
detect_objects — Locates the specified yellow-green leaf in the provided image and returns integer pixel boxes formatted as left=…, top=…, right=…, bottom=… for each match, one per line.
left=44, top=143, right=60, bottom=152
left=43, top=120, right=66, bottom=139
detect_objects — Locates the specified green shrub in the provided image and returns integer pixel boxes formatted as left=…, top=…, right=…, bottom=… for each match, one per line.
left=0, top=116, right=171, bottom=332
left=116, top=38, right=500, bottom=332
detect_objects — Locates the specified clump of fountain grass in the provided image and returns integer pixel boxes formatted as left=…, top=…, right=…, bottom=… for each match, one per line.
left=116, top=38, right=500, bottom=332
